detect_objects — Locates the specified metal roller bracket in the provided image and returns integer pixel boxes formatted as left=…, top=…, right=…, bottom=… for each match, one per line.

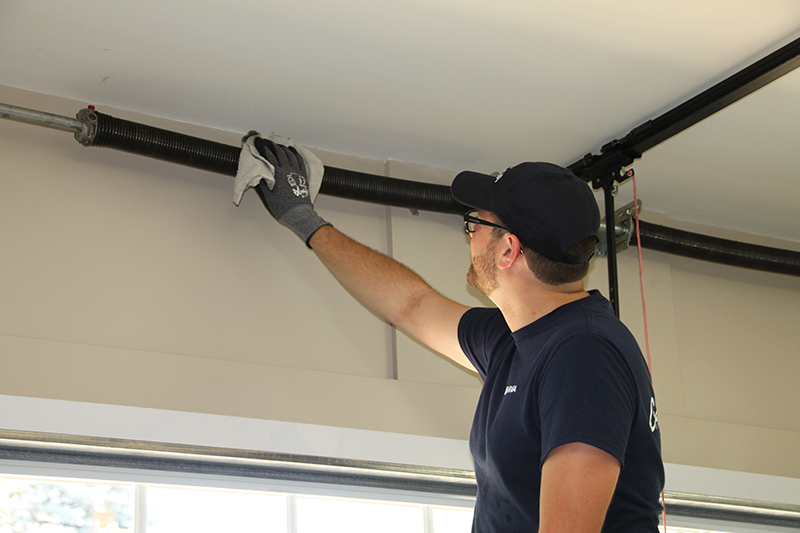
left=74, top=107, right=99, bottom=145
left=596, top=199, right=642, bottom=258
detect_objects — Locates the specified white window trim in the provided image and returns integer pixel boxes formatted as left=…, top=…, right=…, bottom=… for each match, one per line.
left=1, top=395, right=800, bottom=530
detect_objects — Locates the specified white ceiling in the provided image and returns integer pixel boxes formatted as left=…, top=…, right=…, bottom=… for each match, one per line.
left=2, top=0, right=799, bottom=245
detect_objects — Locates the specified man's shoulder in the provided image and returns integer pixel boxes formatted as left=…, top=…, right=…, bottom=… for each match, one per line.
left=461, top=306, right=504, bottom=325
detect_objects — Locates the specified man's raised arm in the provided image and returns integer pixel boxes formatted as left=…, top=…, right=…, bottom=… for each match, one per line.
left=235, top=135, right=473, bottom=371
left=309, top=225, right=473, bottom=370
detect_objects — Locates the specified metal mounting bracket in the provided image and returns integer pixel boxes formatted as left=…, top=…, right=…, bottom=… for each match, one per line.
left=596, top=199, right=642, bottom=258
left=74, top=107, right=99, bottom=146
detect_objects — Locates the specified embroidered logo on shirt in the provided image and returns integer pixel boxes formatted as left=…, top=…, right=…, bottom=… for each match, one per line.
left=649, top=397, right=659, bottom=432
left=504, top=385, right=517, bottom=395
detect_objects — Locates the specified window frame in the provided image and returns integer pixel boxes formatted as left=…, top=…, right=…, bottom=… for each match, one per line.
left=1, top=429, right=800, bottom=531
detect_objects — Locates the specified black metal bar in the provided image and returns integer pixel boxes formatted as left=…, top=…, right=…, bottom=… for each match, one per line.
left=634, top=221, right=800, bottom=275
left=80, top=110, right=468, bottom=215
left=4, top=104, right=800, bottom=276
left=569, top=35, right=800, bottom=183
left=86, top=109, right=241, bottom=176
left=320, top=165, right=465, bottom=214
left=603, top=182, right=620, bottom=317
left=68, top=109, right=800, bottom=278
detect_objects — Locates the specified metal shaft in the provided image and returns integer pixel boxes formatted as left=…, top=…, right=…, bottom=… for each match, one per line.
left=603, top=181, right=620, bottom=317
left=2, top=102, right=800, bottom=277
left=0, top=102, right=84, bottom=133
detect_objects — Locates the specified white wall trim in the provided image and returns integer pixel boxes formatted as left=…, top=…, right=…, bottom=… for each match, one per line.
left=2, top=394, right=799, bottom=507
left=0, top=394, right=473, bottom=470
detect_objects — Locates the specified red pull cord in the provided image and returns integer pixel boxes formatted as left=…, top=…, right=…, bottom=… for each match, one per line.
left=631, top=169, right=667, bottom=533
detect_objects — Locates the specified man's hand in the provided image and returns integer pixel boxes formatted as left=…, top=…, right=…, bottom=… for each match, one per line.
left=251, top=136, right=330, bottom=247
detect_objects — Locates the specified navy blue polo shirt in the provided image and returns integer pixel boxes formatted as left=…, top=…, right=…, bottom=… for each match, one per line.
left=458, top=290, right=664, bottom=532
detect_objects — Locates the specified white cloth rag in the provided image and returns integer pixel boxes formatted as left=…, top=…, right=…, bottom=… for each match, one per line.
left=233, top=132, right=324, bottom=206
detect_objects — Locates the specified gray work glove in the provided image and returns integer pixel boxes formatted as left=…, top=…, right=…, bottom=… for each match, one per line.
left=250, top=135, right=331, bottom=247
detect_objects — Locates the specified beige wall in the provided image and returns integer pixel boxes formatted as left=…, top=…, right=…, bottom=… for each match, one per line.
left=2, top=86, right=799, bottom=479
left=586, top=219, right=800, bottom=479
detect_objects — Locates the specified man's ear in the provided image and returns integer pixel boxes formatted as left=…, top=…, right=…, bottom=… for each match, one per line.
left=497, top=233, right=523, bottom=270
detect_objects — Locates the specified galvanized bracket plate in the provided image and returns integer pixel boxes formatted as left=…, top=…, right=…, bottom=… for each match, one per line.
left=596, top=199, right=642, bottom=257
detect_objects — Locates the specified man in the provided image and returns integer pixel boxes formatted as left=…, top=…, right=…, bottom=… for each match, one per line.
left=238, top=137, right=664, bottom=532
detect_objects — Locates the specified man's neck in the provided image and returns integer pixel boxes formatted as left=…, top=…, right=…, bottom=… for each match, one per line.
left=495, top=282, right=589, bottom=333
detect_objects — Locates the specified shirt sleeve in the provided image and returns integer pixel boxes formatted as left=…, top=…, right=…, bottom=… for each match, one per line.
left=458, top=307, right=509, bottom=380
left=538, top=332, right=637, bottom=469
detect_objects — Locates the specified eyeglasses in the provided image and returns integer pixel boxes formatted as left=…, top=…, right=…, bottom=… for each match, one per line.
left=463, top=211, right=509, bottom=234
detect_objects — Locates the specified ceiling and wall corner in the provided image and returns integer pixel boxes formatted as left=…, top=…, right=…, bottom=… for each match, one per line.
left=2, top=1, right=800, bottom=482
left=2, top=0, right=800, bottom=245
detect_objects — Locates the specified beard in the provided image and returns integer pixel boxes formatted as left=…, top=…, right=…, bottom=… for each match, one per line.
left=467, top=247, right=499, bottom=297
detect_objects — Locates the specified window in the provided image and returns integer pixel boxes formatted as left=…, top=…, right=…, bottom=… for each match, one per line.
left=295, top=495, right=423, bottom=533
left=4, top=474, right=800, bottom=533
left=1, top=477, right=133, bottom=532
left=1, top=476, right=475, bottom=533
left=146, top=485, right=287, bottom=533
left=1, top=429, right=798, bottom=533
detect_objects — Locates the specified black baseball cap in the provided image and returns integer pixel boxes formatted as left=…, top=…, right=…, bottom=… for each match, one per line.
left=451, top=162, right=600, bottom=264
